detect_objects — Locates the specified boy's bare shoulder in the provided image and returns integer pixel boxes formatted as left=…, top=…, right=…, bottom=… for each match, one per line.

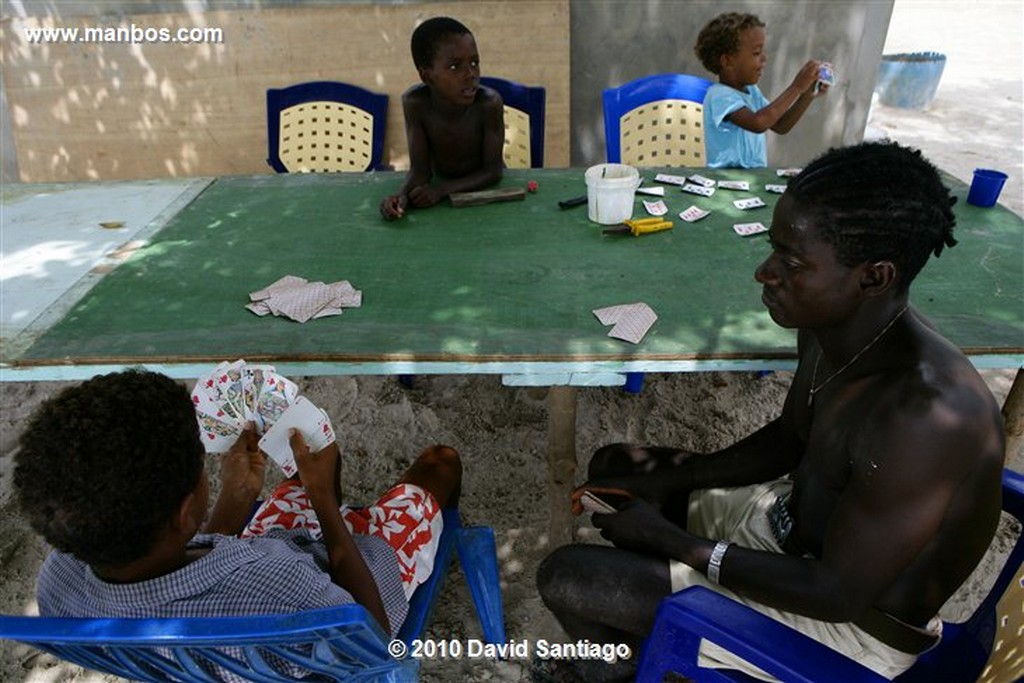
left=477, top=84, right=504, bottom=109
left=401, top=83, right=432, bottom=107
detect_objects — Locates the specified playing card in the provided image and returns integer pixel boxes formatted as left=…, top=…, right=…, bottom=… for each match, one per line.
left=776, top=168, right=802, bottom=177
left=267, top=281, right=337, bottom=323
left=764, top=184, right=788, bottom=194
left=636, top=186, right=665, bottom=197
left=242, top=363, right=276, bottom=425
left=249, top=275, right=308, bottom=302
left=733, top=197, right=766, bottom=210
left=682, top=183, right=716, bottom=197
left=196, top=409, right=243, bottom=452
left=191, top=372, right=221, bottom=417
left=256, top=371, right=299, bottom=430
left=733, top=222, right=769, bottom=237
left=654, top=173, right=688, bottom=186
left=818, top=62, right=836, bottom=87
left=213, top=359, right=247, bottom=422
left=245, top=301, right=272, bottom=316
left=687, top=174, right=716, bottom=188
left=258, top=396, right=336, bottom=478
left=248, top=276, right=362, bottom=323
left=580, top=491, right=617, bottom=514
left=679, top=205, right=710, bottom=222
left=593, top=302, right=658, bottom=344
left=327, top=280, right=362, bottom=308
left=643, top=199, right=668, bottom=216
left=717, top=180, right=750, bottom=191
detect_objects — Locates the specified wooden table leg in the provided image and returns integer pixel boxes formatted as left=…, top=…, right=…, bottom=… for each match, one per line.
left=1002, top=367, right=1024, bottom=471
left=547, top=385, right=578, bottom=548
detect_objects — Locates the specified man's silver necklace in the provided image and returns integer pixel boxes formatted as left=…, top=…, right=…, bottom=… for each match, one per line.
left=807, top=305, right=909, bottom=407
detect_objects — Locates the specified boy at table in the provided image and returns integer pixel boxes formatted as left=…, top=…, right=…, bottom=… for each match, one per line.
left=13, top=370, right=461, bottom=675
left=535, top=142, right=1004, bottom=682
left=695, top=11, right=829, bottom=169
left=380, top=16, right=505, bottom=220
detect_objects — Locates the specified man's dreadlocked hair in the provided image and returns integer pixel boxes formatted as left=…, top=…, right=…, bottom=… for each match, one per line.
left=787, top=141, right=957, bottom=290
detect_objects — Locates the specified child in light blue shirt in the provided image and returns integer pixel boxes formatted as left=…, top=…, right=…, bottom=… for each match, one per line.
left=695, top=12, right=828, bottom=168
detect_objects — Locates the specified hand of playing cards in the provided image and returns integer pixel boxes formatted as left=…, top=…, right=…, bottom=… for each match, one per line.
left=191, top=360, right=336, bottom=477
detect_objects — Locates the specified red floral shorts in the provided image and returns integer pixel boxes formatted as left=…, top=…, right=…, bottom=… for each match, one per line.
left=241, top=480, right=442, bottom=599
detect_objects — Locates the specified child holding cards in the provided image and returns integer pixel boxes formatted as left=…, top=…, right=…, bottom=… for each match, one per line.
left=694, top=12, right=829, bottom=168
left=13, top=370, right=462, bottom=678
left=380, top=17, right=505, bottom=220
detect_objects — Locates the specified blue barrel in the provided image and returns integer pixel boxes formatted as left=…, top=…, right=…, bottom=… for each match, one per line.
left=875, top=52, right=946, bottom=110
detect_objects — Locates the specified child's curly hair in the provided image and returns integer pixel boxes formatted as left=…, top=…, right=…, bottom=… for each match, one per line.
left=694, top=12, right=765, bottom=75
left=14, top=370, right=205, bottom=568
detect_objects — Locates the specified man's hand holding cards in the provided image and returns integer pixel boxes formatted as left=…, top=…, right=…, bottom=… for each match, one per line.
left=573, top=487, right=635, bottom=516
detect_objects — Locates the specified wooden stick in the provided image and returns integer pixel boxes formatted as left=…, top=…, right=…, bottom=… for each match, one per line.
left=449, top=187, right=526, bottom=208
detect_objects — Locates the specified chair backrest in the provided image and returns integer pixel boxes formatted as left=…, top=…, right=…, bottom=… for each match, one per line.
left=904, top=467, right=1024, bottom=683
left=267, top=80, right=388, bottom=173
left=635, top=468, right=1024, bottom=683
left=480, top=76, right=546, bottom=169
left=602, top=73, right=713, bottom=167
left=0, top=509, right=505, bottom=682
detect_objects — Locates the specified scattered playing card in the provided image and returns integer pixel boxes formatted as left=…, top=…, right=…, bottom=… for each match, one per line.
left=679, top=205, right=710, bottom=222
left=717, top=180, right=750, bottom=191
left=636, top=186, right=665, bottom=197
left=764, top=184, right=788, bottom=194
left=258, top=396, right=337, bottom=478
left=593, top=302, right=658, bottom=344
left=733, top=222, right=769, bottom=237
left=654, top=173, right=688, bottom=186
left=682, top=183, right=716, bottom=197
left=733, top=197, right=766, bottom=210
left=643, top=199, right=668, bottom=216
left=776, top=168, right=802, bottom=177
left=687, top=174, right=716, bottom=188
left=248, top=276, right=362, bottom=323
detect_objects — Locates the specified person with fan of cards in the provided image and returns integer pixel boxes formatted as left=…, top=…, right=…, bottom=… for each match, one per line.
left=535, top=142, right=1004, bottom=683
left=13, top=370, right=461, bottom=673
left=695, top=11, right=830, bottom=169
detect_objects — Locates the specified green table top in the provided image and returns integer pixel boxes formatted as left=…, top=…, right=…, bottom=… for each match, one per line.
left=9, top=168, right=1023, bottom=375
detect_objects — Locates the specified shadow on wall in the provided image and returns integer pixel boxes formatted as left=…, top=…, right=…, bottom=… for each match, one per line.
left=1, top=3, right=421, bottom=181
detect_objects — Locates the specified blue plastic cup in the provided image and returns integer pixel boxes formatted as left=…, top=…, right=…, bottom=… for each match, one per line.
left=966, top=169, right=1008, bottom=208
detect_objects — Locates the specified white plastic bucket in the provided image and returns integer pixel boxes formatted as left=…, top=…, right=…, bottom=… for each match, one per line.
left=585, top=163, right=640, bottom=224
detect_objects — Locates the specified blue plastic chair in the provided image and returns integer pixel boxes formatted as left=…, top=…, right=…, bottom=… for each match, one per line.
left=0, top=508, right=505, bottom=682
left=636, top=468, right=1024, bottom=683
left=480, top=76, right=546, bottom=169
left=602, top=73, right=713, bottom=167
left=267, top=80, right=389, bottom=173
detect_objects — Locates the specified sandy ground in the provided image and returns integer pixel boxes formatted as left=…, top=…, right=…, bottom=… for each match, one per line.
left=1, top=2, right=1021, bottom=681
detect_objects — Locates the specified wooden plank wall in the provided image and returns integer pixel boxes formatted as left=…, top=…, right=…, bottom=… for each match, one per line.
left=3, top=2, right=569, bottom=182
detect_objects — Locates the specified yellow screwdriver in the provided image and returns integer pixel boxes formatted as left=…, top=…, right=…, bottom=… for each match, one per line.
left=602, top=217, right=675, bottom=236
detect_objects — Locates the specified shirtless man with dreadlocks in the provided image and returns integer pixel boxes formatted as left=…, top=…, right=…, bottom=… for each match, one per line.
left=534, top=141, right=1005, bottom=683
